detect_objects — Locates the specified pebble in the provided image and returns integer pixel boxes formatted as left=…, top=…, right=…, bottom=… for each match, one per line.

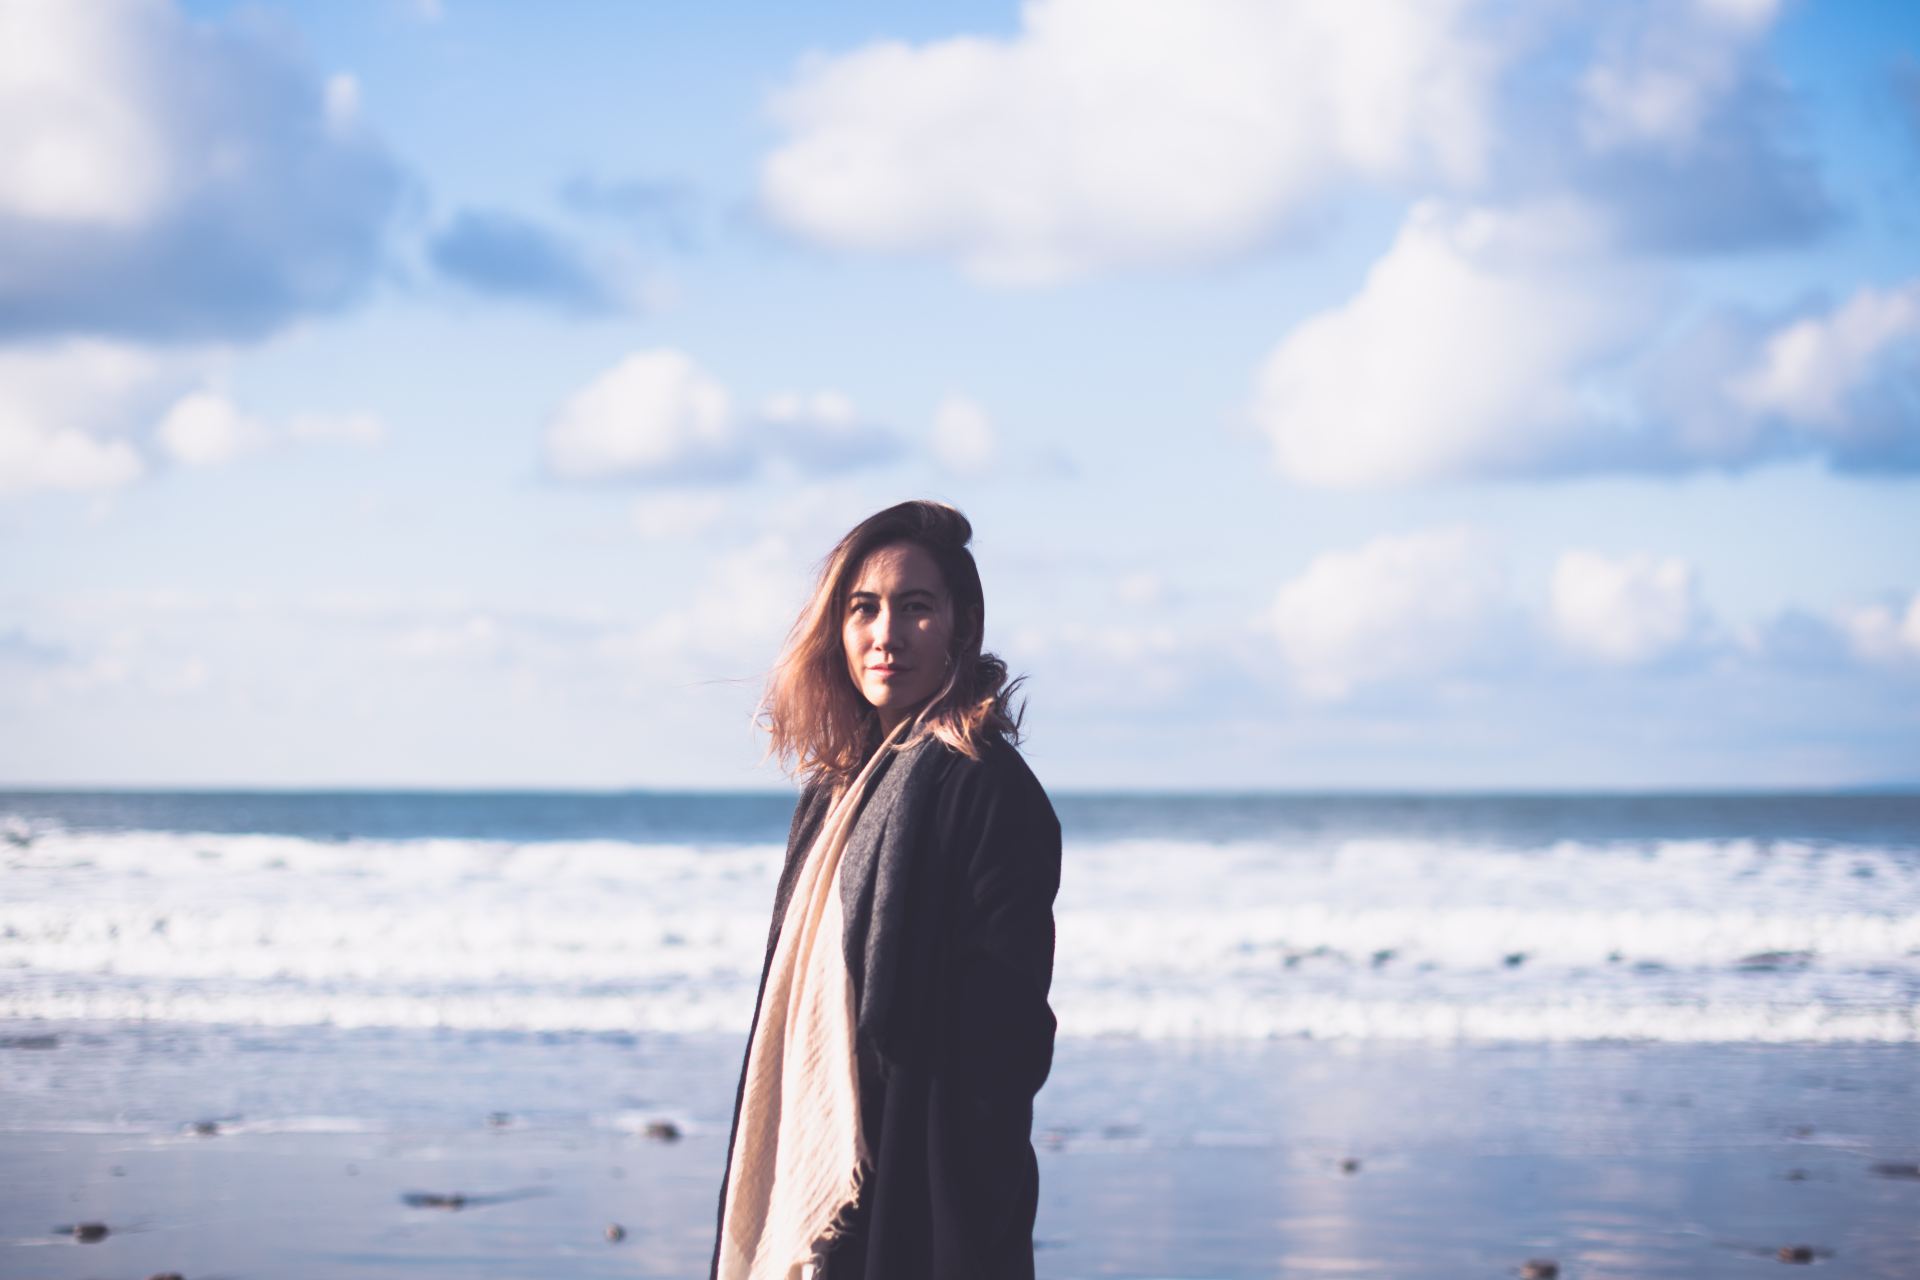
left=68, top=1222, right=109, bottom=1243
left=1777, top=1244, right=1815, bottom=1264
left=606, top=1223, right=627, bottom=1242
left=645, top=1120, right=682, bottom=1142
left=1519, top=1261, right=1558, bottom=1279
left=1869, top=1161, right=1920, bottom=1180
left=1339, top=1157, right=1361, bottom=1174
left=402, top=1192, right=467, bottom=1210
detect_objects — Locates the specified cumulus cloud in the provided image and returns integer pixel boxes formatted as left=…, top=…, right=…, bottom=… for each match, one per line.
left=1726, top=281, right=1920, bottom=470
left=1578, top=0, right=1777, bottom=152
left=543, top=350, right=740, bottom=484
left=1549, top=550, right=1705, bottom=665
left=428, top=208, right=620, bottom=314
left=1555, top=0, right=1829, bottom=252
left=154, top=390, right=267, bottom=467
left=1256, top=194, right=1920, bottom=487
left=1253, top=200, right=1658, bottom=487
left=1635, top=280, right=1920, bottom=475
left=1265, top=525, right=1508, bottom=700
left=929, top=395, right=997, bottom=476
left=0, top=342, right=388, bottom=496
left=1259, top=527, right=1917, bottom=708
left=0, top=341, right=181, bottom=497
left=760, top=0, right=1494, bottom=283
left=541, top=348, right=907, bottom=485
left=757, top=0, right=1827, bottom=281
left=1841, top=593, right=1920, bottom=665
left=0, top=0, right=403, bottom=342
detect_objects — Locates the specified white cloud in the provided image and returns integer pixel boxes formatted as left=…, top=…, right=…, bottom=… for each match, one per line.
left=0, top=0, right=401, bottom=341
left=1549, top=550, right=1703, bottom=665
left=929, top=394, right=996, bottom=476
left=542, top=348, right=914, bottom=484
left=0, top=340, right=185, bottom=496
left=1840, top=593, right=1920, bottom=665
left=1731, top=281, right=1920, bottom=431
left=0, top=1, right=170, bottom=226
left=1637, top=279, right=1920, bottom=474
left=0, top=341, right=388, bottom=496
left=1265, top=525, right=1507, bottom=700
left=155, top=390, right=266, bottom=467
left=761, top=0, right=1494, bottom=283
left=1253, top=200, right=1655, bottom=488
left=1577, top=0, right=1777, bottom=154
left=0, top=417, right=142, bottom=497
left=542, top=349, right=739, bottom=483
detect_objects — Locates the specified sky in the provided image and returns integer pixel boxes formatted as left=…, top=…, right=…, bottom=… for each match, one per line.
left=2, top=0, right=1918, bottom=791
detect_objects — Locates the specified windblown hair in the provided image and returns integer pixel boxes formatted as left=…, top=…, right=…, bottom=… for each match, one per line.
left=760, top=500, right=1025, bottom=786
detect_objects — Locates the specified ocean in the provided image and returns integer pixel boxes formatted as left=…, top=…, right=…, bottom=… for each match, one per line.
left=4, top=790, right=1917, bottom=1277
left=4, top=789, right=1916, bottom=1046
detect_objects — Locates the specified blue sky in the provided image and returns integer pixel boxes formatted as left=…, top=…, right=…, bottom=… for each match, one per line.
left=2, top=0, right=1917, bottom=790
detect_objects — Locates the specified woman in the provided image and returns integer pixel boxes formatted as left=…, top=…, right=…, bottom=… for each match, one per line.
left=710, top=500, right=1062, bottom=1280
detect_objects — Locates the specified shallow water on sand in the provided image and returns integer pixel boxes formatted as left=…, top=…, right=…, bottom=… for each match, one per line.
left=3, top=1026, right=1915, bottom=1278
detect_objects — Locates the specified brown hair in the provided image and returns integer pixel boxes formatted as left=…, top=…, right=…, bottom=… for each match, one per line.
left=759, top=499, right=1025, bottom=785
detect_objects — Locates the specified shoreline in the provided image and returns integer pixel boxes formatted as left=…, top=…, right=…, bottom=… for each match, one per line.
left=3, top=1026, right=1915, bottom=1277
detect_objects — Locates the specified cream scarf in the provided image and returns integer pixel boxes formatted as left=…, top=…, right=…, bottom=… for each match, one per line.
left=718, top=716, right=914, bottom=1280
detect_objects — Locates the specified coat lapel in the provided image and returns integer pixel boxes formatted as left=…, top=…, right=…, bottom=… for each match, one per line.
left=838, top=736, right=948, bottom=1051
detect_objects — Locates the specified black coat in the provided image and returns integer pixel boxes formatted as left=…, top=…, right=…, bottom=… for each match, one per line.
left=709, top=733, right=1062, bottom=1280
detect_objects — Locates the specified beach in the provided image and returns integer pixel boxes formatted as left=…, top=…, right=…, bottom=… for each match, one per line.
left=3, top=1026, right=1917, bottom=1277
left=3, top=789, right=1917, bottom=1276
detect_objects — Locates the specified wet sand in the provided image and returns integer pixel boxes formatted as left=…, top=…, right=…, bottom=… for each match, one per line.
left=3, top=1030, right=1916, bottom=1278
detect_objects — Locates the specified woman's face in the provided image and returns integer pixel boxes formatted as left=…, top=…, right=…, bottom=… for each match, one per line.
left=843, top=541, right=956, bottom=732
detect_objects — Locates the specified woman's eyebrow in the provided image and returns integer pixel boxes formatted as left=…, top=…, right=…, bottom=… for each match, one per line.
left=848, top=587, right=938, bottom=601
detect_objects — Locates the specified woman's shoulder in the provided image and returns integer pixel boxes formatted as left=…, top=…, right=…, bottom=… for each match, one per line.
left=925, top=733, right=1058, bottom=830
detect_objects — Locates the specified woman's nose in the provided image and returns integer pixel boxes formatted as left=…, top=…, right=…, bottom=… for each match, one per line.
left=874, top=608, right=909, bottom=650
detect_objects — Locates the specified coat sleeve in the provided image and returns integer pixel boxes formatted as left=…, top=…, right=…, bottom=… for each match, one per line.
left=936, top=747, right=1062, bottom=1103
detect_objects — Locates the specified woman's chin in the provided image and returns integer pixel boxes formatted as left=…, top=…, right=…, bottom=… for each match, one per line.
left=867, top=689, right=932, bottom=719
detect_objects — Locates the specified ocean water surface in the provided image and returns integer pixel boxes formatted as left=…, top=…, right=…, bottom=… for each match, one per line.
left=4, top=789, right=1916, bottom=1047
left=4, top=790, right=1917, bottom=1278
